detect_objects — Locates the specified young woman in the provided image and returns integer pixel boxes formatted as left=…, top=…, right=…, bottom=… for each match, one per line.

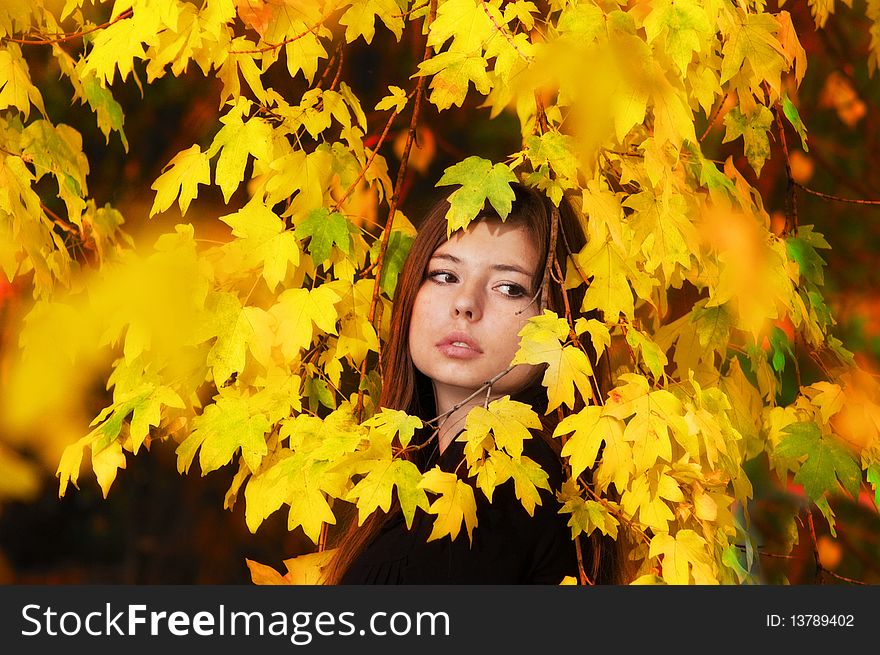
left=324, top=182, right=621, bottom=584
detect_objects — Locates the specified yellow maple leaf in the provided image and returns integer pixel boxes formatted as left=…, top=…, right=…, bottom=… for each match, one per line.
left=150, top=145, right=210, bottom=217
left=219, top=199, right=300, bottom=290
left=462, top=397, right=540, bottom=458
left=345, top=458, right=429, bottom=528
left=512, top=312, right=594, bottom=411
left=555, top=406, right=625, bottom=479
left=270, top=285, right=340, bottom=360
left=649, top=530, right=717, bottom=584
left=419, top=467, right=478, bottom=543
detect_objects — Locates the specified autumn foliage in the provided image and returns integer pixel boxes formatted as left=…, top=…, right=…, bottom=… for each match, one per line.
left=2, top=0, right=880, bottom=584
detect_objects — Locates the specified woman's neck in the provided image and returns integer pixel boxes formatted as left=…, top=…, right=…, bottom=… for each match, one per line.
left=433, top=384, right=496, bottom=454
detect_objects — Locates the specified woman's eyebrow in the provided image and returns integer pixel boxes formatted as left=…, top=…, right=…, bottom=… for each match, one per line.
left=430, top=253, right=532, bottom=277
left=492, top=263, right=533, bottom=276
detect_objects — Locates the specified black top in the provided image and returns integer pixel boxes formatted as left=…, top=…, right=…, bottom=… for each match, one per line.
left=339, top=430, right=578, bottom=584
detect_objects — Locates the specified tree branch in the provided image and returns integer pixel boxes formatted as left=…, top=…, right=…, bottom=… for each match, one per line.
left=3, top=9, right=133, bottom=46
left=773, top=101, right=799, bottom=235
left=229, top=14, right=328, bottom=55
left=357, top=0, right=438, bottom=420
left=795, top=182, right=880, bottom=205
left=333, top=88, right=417, bottom=213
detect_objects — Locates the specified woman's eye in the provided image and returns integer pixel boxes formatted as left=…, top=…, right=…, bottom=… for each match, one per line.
left=497, top=283, right=527, bottom=298
left=427, top=270, right=457, bottom=284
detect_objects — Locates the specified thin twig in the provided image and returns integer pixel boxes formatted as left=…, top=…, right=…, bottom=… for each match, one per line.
left=699, top=93, right=729, bottom=143
left=794, top=182, right=880, bottom=205
left=332, top=89, right=417, bottom=212
left=229, top=14, right=328, bottom=54
left=41, top=202, right=80, bottom=236
left=807, top=511, right=823, bottom=583
left=479, top=0, right=532, bottom=62
left=3, top=8, right=133, bottom=45
left=424, top=366, right=516, bottom=428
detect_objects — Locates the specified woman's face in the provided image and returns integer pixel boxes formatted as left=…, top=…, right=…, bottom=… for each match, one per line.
left=408, top=219, right=543, bottom=409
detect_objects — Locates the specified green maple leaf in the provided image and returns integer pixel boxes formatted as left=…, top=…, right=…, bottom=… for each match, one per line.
left=435, top=156, right=517, bottom=234
left=295, top=208, right=354, bottom=267
left=691, top=303, right=731, bottom=354
left=559, top=485, right=620, bottom=539
left=868, top=464, right=880, bottom=510
left=150, top=145, right=211, bottom=217
left=722, top=105, right=774, bottom=176
left=177, top=395, right=270, bottom=475
left=786, top=225, right=829, bottom=287
left=776, top=422, right=861, bottom=501
left=625, top=328, right=668, bottom=380
left=525, top=132, right=579, bottom=184
left=369, top=229, right=413, bottom=298
left=304, top=376, right=337, bottom=412
left=21, top=120, right=88, bottom=225
left=782, top=92, right=809, bottom=151
left=81, top=74, right=127, bottom=150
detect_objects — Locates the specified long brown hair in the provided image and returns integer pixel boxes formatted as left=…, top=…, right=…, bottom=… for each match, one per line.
left=323, top=182, right=622, bottom=584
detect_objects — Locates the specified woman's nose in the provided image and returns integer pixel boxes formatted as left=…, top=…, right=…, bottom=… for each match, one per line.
left=451, top=283, right=482, bottom=321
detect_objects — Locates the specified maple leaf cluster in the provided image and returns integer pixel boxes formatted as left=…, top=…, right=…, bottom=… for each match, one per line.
left=1, top=0, right=879, bottom=585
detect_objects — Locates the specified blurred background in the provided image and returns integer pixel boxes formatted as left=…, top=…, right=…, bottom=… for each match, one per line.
left=1, top=1, right=879, bottom=584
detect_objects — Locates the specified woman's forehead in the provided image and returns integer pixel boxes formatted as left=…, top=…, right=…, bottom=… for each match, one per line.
left=431, top=219, right=537, bottom=262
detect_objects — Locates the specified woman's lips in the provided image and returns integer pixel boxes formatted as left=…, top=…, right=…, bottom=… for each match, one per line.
left=436, top=332, right=483, bottom=359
